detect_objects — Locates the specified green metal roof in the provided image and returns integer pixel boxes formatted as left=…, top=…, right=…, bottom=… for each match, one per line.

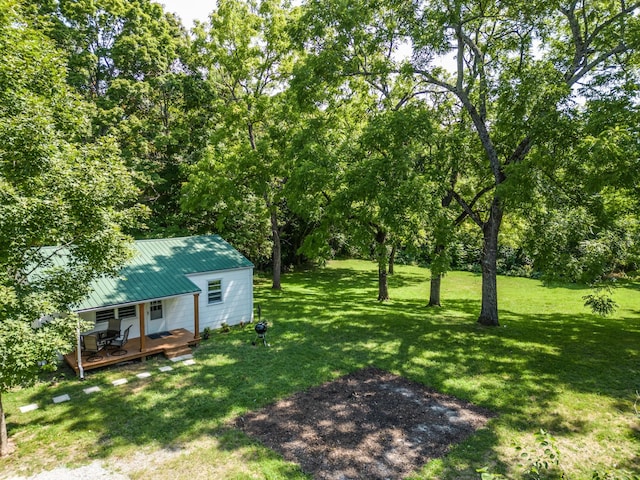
left=67, top=235, right=252, bottom=311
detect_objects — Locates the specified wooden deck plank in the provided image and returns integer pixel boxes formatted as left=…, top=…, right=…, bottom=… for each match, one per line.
left=63, top=328, right=198, bottom=375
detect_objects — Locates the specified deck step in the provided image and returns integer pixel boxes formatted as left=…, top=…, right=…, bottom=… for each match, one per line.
left=164, top=346, right=193, bottom=359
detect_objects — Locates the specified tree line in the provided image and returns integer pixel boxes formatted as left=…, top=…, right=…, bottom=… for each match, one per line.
left=7, top=0, right=640, bottom=317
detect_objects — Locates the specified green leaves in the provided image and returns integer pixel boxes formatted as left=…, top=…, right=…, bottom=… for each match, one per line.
left=583, top=285, right=619, bottom=317
left=28, top=0, right=193, bottom=231
left=182, top=1, right=305, bottom=286
left=0, top=3, right=142, bottom=399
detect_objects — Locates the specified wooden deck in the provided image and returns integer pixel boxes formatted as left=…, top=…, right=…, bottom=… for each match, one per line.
left=63, top=328, right=198, bottom=375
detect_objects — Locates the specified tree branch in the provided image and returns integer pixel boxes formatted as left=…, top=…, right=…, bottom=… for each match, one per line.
left=411, top=69, right=456, bottom=93
left=562, top=1, right=638, bottom=86
left=505, top=137, right=532, bottom=165
left=586, top=1, right=640, bottom=45
left=22, top=239, right=77, bottom=279
left=450, top=187, right=492, bottom=228
left=566, top=43, right=628, bottom=87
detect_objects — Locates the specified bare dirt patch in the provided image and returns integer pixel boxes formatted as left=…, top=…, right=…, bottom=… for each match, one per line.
left=235, top=366, right=495, bottom=479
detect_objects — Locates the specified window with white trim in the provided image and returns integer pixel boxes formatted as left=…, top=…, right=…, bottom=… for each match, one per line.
left=208, top=280, right=222, bottom=304
left=150, top=300, right=163, bottom=320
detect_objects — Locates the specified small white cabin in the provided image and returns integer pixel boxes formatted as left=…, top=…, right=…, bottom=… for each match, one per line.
left=76, top=235, right=254, bottom=340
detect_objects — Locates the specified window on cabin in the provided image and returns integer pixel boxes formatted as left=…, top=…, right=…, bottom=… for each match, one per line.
left=149, top=300, right=163, bottom=320
left=118, top=305, right=136, bottom=318
left=208, top=280, right=222, bottom=304
left=95, top=309, right=115, bottom=323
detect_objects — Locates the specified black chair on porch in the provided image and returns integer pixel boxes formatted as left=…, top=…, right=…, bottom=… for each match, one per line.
left=109, top=325, right=131, bottom=356
left=82, top=335, right=105, bottom=362
left=106, top=318, right=121, bottom=341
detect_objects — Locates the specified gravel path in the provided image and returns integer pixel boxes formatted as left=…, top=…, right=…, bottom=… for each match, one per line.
left=6, top=461, right=128, bottom=480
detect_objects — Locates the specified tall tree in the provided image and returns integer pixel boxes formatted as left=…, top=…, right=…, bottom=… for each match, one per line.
left=182, top=0, right=299, bottom=289
left=410, top=0, right=639, bottom=325
left=0, top=1, right=141, bottom=455
left=289, top=2, right=452, bottom=300
left=290, top=100, right=443, bottom=300
left=424, top=105, right=479, bottom=307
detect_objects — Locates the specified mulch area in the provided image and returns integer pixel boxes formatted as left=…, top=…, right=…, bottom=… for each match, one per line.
left=235, top=366, right=496, bottom=479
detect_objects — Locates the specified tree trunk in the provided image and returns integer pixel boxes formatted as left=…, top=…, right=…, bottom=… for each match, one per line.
left=388, top=244, right=396, bottom=275
left=378, top=266, right=389, bottom=301
left=477, top=198, right=503, bottom=326
left=428, top=243, right=445, bottom=307
left=270, top=209, right=282, bottom=290
left=429, top=274, right=441, bottom=307
left=0, top=394, right=9, bottom=457
left=375, top=229, right=389, bottom=301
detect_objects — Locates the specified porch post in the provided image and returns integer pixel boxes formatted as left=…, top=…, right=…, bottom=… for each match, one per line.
left=76, top=318, right=84, bottom=380
left=139, top=303, right=146, bottom=352
left=193, top=293, right=200, bottom=340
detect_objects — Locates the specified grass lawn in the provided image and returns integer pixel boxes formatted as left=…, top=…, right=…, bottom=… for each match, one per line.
left=1, top=259, right=639, bottom=479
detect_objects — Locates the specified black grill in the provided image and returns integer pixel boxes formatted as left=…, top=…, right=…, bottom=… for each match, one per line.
left=252, top=305, right=269, bottom=346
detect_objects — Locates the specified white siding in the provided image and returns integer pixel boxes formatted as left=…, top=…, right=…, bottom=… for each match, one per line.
left=157, top=296, right=193, bottom=332
left=78, top=266, right=254, bottom=336
left=187, top=267, right=254, bottom=330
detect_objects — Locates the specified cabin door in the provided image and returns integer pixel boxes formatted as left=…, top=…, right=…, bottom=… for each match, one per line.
left=146, top=300, right=167, bottom=335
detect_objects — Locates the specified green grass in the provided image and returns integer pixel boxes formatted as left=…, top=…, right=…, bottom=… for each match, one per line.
left=1, top=259, right=639, bottom=479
